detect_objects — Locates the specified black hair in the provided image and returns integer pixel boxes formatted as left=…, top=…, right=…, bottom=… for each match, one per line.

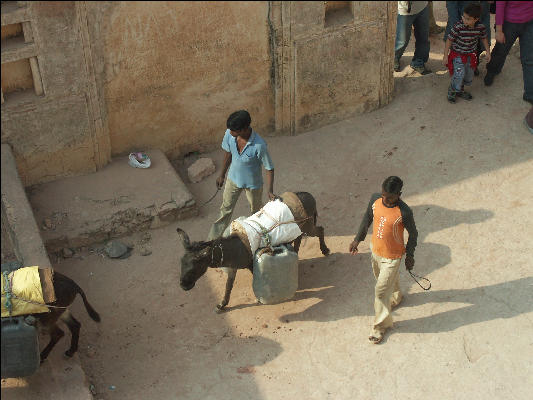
left=382, top=176, right=403, bottom=194
left=227, top=110, right=251, bottom=131
left=464, top=2, right=481, bottom=19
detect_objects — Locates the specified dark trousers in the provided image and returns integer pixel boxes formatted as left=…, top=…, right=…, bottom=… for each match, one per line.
left=395, top=5, right=430, bottom=68
left=487, top=20, right=533, bottom=100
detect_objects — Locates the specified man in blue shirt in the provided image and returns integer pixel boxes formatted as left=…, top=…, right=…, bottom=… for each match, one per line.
left=207, top=110, right=275, bottom=240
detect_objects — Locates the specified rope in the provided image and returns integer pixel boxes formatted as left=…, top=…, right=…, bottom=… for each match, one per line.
left=408, top=270, right=431, bottom=291
left=211, top=243, right=224, bottom=268
left=2, top=270, right=13, bottom=316
left=198, top=187, right=221, bottom=208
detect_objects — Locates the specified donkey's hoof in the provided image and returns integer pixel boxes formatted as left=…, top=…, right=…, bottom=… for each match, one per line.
left=215, top=304, right=227, bottom=314
left=64, top=350, right=75, bottom=358
left=321, top=247, right=330, bottom=256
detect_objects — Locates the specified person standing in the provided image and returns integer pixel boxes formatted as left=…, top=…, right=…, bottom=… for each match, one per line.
left=394, top=1, right=432, bottom=74
left=207, top=110, right=275, bottom=241
left=484, top=1, right=533, bottom=104
left=444, top=1, right=492, bottom=76
left=349, top=176, right=418, bottom=344
left=443, top=2, right=491, bottom=103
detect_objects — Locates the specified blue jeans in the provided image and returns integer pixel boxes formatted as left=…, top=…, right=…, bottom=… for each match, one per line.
left=444, top=1, right=491, bottom=47
left=451, top=56, right=474, bottom=91
left=486, top=20, right=533, bottom=101
left=394, top=5, right=430, bottom=68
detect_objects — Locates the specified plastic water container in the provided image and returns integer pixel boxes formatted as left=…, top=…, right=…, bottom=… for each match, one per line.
left=253, top=244, right=298, bottom=304
left=1, top=316, right=40, bottom=378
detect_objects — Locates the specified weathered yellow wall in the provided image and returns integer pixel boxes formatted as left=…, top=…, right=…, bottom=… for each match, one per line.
left=86, top=1, right=275, bottom=159
left=1, top=59, right=34, bottom=93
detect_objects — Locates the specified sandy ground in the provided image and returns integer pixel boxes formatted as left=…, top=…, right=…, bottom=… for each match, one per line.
left=43, top=3, right=532, bottom=400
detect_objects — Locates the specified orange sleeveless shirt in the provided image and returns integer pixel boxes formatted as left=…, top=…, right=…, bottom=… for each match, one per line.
left=371, top=198, right=405, bottom=259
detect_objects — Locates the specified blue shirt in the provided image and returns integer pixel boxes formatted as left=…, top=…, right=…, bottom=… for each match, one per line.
left=222, top=129, right=274, bottom=189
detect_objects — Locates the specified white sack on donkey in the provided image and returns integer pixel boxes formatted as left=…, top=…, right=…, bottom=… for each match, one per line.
left=231, top=199, right=302, bottom=255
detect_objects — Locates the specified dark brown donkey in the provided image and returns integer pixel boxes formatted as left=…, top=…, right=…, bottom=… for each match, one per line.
left=177, top=192, right=329, bottom=312
left=35, top=271, right=100, bottom=362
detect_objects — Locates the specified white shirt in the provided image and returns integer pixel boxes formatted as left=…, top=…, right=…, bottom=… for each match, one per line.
left=398, top=1, right=428, bottom=16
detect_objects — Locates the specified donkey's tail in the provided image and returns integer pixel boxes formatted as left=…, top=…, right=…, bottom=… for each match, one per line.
left=75, top=283, right=101, bottom=322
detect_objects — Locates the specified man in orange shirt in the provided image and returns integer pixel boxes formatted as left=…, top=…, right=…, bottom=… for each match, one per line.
left=349, top=176, right=418, bottom=344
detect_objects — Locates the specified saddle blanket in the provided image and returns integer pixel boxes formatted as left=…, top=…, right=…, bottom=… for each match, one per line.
left=1, top=266, right=55, bottom=317
left=230, top=199, right=302, bottom=255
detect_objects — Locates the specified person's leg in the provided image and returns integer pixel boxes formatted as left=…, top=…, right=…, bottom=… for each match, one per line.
left=390, top=267, right=403, bottom=308
left=519, top=20, right=533, bottom=103
left=411, top=5, right=431, bottom=71
left=244, top=187, right=264, bottom=215
left=207, top=179, right=242, bottom=240
left=444, top=1, right=462, bottom=42
left=485, top=21, right=521, bottom=85
left=525, top=107, right=533, bottom=134
left=371, top=254, right=402, bottom=341
left=458, top=55, right=474, bottom=99
left=448, top=56, right=465, bottom=102
left=395, top=13, right=415, bottom=70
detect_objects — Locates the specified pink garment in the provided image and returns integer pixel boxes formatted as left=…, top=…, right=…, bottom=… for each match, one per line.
left=495, top=1, right=533, bottom=25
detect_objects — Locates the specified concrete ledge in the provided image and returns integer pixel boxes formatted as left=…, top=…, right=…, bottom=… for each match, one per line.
left=28, top=149, right=198, bottom=253
left=1, top=144, right=51, bottom=268
left=1, top=144, right=93, bottom=399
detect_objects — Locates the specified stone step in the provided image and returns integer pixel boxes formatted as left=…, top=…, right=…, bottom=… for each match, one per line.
left=27, top=149, right=198, bottom=254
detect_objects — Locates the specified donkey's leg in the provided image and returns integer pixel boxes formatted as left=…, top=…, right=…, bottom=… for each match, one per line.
left=216, top=268, right=237, bottom=312
left=305, top=225, right=330, bottom=255
left=293, top=235, right=303, bottom=254
left=40, top=324, right=65, bottom=362
left=61, top=310, right=81, bottom=357
left=315, top=225, right=330, bottom=255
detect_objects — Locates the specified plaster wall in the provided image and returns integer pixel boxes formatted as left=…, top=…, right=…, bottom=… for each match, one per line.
left=86, top=1, right=275, bottom=159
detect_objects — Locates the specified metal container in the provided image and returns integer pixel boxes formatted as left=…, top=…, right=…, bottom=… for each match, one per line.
left=1, top=316, right=40, bottom=378
left=252, top=244, right=298, bottom=304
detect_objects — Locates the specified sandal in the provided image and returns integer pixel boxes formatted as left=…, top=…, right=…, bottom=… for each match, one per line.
left=368, top=333, right=383, bottom=344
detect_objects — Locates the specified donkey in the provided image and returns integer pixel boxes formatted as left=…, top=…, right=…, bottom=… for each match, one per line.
left=177, top=192, right=329, bottom=312
left=34, top=271, right=101, bottom=362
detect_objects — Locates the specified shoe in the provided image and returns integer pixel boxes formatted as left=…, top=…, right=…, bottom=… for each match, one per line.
left=523, top=94, right=533, bottom=105
left=447, top=86, right=457, bottom=103
left=484, top=72, right=495, bottom=86
left=394, top=59, right=400, bottom=72
left=525, top=116, right=533, bottom=134
left=457, top=90, right=473, bottom=100
left=412, top=65, right=432, bottom=75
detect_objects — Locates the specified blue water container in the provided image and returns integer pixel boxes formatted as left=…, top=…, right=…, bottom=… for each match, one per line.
left=253, top=244, right=298, bottom=304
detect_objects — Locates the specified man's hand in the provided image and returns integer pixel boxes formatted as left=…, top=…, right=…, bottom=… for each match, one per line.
left=216, top=175, right=225, bottom=189
left=442, top=55, right=448, bottom=67
left=405, top=256, right=415, bottom=271
left=485, top=52, right=491, bottom=64
left=268, top=192, right=277, bottom=201
left=349, top=240, right=360, bottom=255
left=496, top=30, right=505, bottom=44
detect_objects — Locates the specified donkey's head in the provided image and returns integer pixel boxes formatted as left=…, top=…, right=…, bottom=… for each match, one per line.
left=176, top=228, right=212, bottom=291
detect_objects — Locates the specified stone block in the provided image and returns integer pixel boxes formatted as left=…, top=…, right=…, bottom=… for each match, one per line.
left=188, top=158, right=216, bottom=183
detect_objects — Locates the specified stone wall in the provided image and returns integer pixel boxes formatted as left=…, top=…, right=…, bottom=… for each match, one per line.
left=1, top=1, right=396, bottom=186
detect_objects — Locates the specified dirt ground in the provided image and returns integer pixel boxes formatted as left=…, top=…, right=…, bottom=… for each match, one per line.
left=43, top=3, right=532, bottom=400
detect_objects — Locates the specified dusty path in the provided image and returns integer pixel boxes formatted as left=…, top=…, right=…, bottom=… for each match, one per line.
left=52, top=3, right=532, bottom=400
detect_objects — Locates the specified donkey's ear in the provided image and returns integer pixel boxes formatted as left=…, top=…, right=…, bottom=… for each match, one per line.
left=176, top=228, right=191, bottom=249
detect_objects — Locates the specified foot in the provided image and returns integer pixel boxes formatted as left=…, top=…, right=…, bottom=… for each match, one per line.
left=484, top=72, right=495, bottom=86
left=368, top=333, right=383, bottom=344
left=523, top=94, right=533, bottom=106
left=391, top=295, right=403, bottom=309
left=447, top=86, right=457, bottom=103
left=457, top=90, right=473, bottom=100
left=394, top=59, right=400, bottom=72
left=411, top=65, right=432, bottom=75
left=525, top=117, right=533, bottom=134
